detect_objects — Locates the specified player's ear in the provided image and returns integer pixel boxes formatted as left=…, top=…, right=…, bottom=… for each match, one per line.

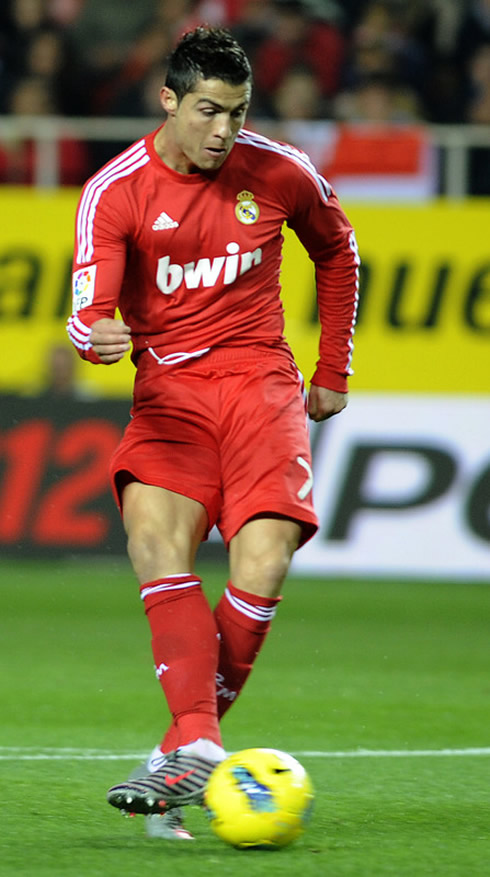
left=160, top=87, right=178, bottom=116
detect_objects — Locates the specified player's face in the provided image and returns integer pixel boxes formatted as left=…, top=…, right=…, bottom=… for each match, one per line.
left=158, top=78, right=251, bottom=173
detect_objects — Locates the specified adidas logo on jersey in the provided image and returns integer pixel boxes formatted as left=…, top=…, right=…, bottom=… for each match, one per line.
left=152, top=211, right=179, bottom=231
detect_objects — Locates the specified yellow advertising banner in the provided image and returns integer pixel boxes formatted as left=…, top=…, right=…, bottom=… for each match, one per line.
left=0, top=188, right=135, bottom=397
left=0, top=188, right=488, bottom=396
left=281, top=200, right=490, bottom=393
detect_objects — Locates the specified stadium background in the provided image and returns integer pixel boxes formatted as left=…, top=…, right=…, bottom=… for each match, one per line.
left=0, top=0, right=489, bottom=581
left=2, top=10, right=489, bottom=876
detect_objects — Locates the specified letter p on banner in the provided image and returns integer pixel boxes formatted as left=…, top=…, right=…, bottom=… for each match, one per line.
left=293, top=394, right=490, bottom=581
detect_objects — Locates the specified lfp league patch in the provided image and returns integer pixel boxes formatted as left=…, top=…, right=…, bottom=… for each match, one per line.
left=72, top=265, right=97, bottom=312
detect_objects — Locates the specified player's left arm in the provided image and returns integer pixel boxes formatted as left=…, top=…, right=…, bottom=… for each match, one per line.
left=286, top=169, right=360, bottom=417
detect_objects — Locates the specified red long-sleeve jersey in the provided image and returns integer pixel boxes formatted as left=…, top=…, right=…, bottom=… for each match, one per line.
left=67, top=126, right=359, bottom=392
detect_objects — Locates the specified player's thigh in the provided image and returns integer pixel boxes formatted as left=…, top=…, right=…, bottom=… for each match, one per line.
left=109, top=407, right=222, bottom=537
left=219, top=357, right=317, bottom=548
left=122, top=481, right=208, bottom=582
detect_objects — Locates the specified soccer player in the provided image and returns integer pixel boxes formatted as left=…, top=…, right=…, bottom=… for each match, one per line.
left=67, top=26, right=359, bottom=839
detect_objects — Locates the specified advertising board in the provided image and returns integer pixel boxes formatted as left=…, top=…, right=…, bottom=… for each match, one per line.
left=293, top=394, right=489, bottom=580
left=0, top=190, right=488, bottom=575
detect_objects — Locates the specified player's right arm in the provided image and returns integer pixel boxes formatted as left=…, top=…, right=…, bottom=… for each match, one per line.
left=67, top=175, right=132, bottom=365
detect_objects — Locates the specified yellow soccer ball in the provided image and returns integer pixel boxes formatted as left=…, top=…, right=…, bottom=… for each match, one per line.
left=204, top=747, right=314, bottom=849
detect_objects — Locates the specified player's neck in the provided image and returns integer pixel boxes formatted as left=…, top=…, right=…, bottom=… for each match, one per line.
left=153, top=125, right=197, bottom=175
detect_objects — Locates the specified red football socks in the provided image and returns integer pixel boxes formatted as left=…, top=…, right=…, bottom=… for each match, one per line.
left=213, top=581, right=281, bottom=719
left=157, top=580, right=282, bottom=756
left=140, top=574, right=222, bottom=749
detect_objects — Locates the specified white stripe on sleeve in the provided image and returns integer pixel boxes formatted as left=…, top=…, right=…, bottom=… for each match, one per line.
left=237, top=128, right=332, bottom=203
left=67, top=314, right=92, bottom=350
left=76, top=141, right=150, bottom=263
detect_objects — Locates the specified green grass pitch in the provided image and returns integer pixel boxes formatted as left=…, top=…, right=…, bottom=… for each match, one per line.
left=2, top=558, right=489, bottom=877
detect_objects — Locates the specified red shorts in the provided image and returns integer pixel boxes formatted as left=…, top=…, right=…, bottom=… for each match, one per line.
left=109, top=347, right=318, bottom=547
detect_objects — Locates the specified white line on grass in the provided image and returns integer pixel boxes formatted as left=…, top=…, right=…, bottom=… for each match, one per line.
left=0, top=746, right=489, bottom=760
left=299, top=748, right=490, bottom=758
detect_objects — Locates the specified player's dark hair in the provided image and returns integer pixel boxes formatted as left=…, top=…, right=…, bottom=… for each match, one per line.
left=165, top=26, right=252, bottom=101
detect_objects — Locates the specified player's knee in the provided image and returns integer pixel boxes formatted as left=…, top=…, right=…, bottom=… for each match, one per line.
left=231, top=519, right=301, bottom=596
left=234, top=544, right=293, bottom=596
left=126, top=520, right=190, bottom=583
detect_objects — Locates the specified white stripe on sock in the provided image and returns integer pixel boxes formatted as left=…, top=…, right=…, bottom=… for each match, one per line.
left=140, top=579, right=201, bottom=601
left=224, top=587, right=277, bottom=623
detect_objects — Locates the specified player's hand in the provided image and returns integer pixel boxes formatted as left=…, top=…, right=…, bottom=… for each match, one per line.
left=89, top=318, right=131, bottom=364
left=308, top=385, right=347, bottom=422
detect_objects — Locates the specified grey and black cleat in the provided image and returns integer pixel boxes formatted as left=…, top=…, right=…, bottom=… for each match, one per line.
left=145, top=809, right=195, bottom=840
left=107, top=752, right=218, bottom=815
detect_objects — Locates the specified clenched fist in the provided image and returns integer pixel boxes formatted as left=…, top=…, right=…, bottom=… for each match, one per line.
left=90, top=318, right=131, bottom=364
left=308, top=385, right=347, bottom=422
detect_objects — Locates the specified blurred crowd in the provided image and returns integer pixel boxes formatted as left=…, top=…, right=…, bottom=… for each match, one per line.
left=0, top=0, right=490, bottom=189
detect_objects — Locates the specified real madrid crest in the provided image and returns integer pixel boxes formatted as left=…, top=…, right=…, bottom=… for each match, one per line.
left=235, top=190, right=260, bottom=225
